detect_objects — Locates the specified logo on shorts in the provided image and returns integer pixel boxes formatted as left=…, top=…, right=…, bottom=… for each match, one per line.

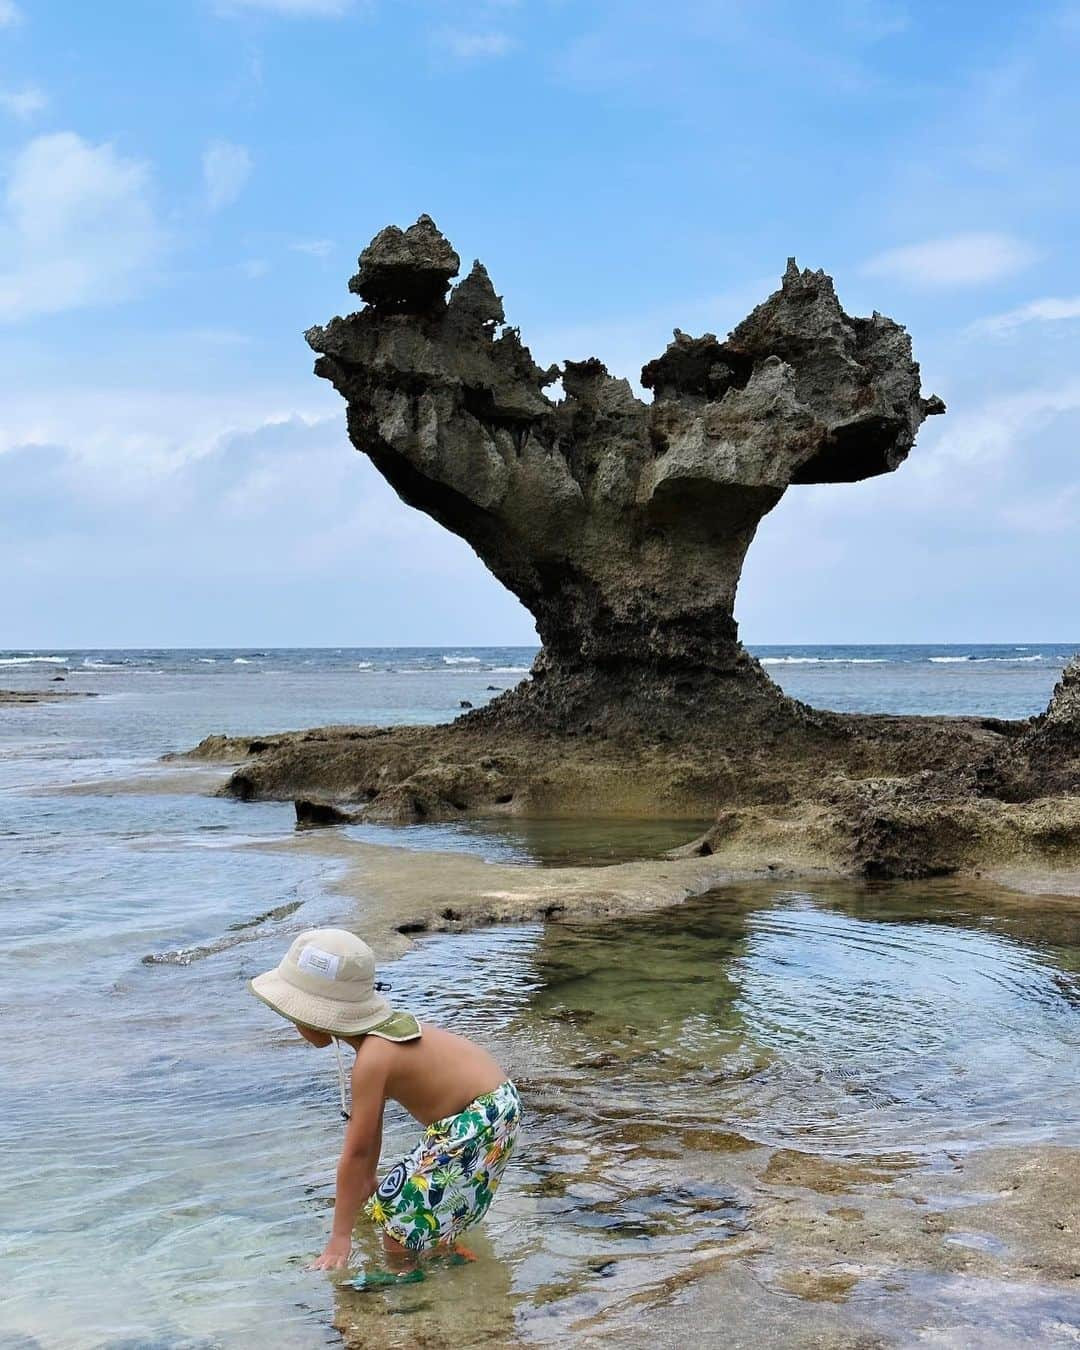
left=377, top=1161, right=409, bottom=1200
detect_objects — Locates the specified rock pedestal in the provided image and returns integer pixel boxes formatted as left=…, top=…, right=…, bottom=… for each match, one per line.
left=306, top=216, right=943, bottom=733
left=183, top=219, right=1080, bottom=882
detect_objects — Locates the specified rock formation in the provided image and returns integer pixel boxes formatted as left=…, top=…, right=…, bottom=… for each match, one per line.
left=180, top=218, right=1079, bottom=884
left=993, top=657, right=1080, bottom=801
left=306, top=215, right=943, bottom=733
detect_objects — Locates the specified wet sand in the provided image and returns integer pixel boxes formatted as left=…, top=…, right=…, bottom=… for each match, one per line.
left=247, top=825, right=1080, bottom=952
left=587, top=1143, right=1080, bottom=1350
left=983, top=865, right=1080, bottom=901
left=245, top=827, right=838, bottom=957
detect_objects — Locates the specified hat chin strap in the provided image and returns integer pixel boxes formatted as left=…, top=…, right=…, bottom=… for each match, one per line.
left=334, top=1037, right=351, bottom=1120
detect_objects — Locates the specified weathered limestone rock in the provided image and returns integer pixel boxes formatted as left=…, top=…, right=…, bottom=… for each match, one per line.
left=1028, top=658, right=1080, bottom=755
left=179, top=219, right=1080, bottom=886
left=306, top=216, right=943, bottom=733
left=348, top=215, right=460, bottom=312
left=991, top=658, right=1080, bottom=801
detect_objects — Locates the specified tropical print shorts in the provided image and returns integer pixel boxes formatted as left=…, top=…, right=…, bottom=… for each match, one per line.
left=364, top=1080, right=521, bottom=1251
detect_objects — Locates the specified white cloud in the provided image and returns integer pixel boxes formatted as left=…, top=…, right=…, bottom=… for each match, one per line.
left=217, top=0, right=352, bottom=14
left=0, top=132, right=165, bottom=323
left=202, top=140, right=252, bottom=211
left=0, top=400, right=536, bottom=645
left=0, top=0, right=22, bottom=26
left=739, top=375, right=1080, bottom=641
left=918, top=378, right=1080, bottom=472
left=0, top=386, right=348, bottom=540
left=971, top=296, right=1080, bottom=336
left=239, top=257, right=269, bottom=279
left=0, top=86, right=47, bottom=119
left=290, top=238, right=334, bottom=257
left=438, top=29, right=515, bottom=60
left=0, top=386, right=322, bottom=479
left=859, top=232, right=1036, bottom=286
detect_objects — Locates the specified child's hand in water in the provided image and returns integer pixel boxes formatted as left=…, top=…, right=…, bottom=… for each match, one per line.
left=310, top=1235, right=353, bottom=1270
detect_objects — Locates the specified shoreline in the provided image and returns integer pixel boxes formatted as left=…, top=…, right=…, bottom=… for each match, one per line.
left=240, top=827, right=1080, bottom=963
left=243, top=829, right=823, bottom=956
left=63, top=746, right=1080, bottom=925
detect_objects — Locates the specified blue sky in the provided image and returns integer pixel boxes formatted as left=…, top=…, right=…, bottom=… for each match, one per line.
left=1, top=0, right=1078, bottom=646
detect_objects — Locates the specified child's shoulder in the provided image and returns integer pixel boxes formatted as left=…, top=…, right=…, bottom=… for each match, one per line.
left=351, top=1032, right=398, bottom=1075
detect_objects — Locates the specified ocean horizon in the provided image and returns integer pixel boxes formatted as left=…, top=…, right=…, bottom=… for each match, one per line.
left=3, top=642, right=1075, bottom=722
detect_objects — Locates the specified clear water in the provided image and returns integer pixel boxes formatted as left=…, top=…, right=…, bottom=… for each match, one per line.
left=2, top=650, right=1079, bottom=1348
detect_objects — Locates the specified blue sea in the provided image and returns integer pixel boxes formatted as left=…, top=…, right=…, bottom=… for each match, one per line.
left=1, top=641, right=1075, bottom=731
left=2, top=645, right=1078, bottom=1347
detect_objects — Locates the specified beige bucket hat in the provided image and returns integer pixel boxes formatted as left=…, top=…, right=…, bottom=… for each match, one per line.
left=249, top=928, right=419, bottom=1040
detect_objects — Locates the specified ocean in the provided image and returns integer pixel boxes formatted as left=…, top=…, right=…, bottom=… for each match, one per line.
left=2, top=646, right=1078, bottom=1348
left=2, top=640, right=1075, bottom=727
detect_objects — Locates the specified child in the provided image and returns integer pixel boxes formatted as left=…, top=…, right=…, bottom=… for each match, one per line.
left=250, top=927, right=521, bottom=1270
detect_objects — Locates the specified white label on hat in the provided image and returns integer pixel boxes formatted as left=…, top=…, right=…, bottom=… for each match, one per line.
left=297, top=945, right=341, bottom=981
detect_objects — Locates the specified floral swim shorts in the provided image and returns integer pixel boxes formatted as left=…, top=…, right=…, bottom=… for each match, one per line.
left=364, top=1080, right=521, bottom=1251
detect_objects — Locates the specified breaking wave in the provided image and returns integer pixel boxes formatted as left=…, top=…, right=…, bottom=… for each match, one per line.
left=930, top=655, right=1043, bottom=664
left=760, top=657, right=887, bottom=666
left=0, top=655, right=69, bottom=666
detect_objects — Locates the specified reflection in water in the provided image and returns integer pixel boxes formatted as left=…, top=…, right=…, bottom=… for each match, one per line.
left=330, top=883, right=1080, bottom=1346
left=7, top=664, right=1078, bottom=1349
left=527, top=885, right=1080, bottom=1151
left=3, top=877, right=1079, bottom=1348
left=341, top=815, right=708, bottom=868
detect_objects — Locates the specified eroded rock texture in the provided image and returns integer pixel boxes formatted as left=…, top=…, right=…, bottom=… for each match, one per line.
left=307, top=216, right=943, bottom=732
left=994, top=657, right=1080, bottom=801
left=189, top=217, right=1080, bottom=884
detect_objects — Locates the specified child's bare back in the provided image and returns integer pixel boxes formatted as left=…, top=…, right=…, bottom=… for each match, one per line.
left=353, top=1022, right=506, bottom=1125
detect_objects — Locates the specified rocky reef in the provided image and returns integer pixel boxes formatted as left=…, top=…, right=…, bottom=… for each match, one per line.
left=184, top=217, right=1080, bottom=882
left=0, top=688, right=97, bottom=704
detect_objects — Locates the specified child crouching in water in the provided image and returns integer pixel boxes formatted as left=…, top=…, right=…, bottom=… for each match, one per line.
left=250, top=928, right=520, bottom=1269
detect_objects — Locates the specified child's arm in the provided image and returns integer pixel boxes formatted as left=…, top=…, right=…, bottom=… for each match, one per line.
left=311, top=1038, right=393, bottom=1270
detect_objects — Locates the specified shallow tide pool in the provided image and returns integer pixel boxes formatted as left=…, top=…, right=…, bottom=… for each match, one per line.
left=3, top=662, right=1079, bottom=1348
left=3, top=868, right=1079, bottom=1348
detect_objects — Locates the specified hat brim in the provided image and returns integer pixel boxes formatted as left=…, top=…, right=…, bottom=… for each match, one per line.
left=250, top=969, right=404, bottom=1037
